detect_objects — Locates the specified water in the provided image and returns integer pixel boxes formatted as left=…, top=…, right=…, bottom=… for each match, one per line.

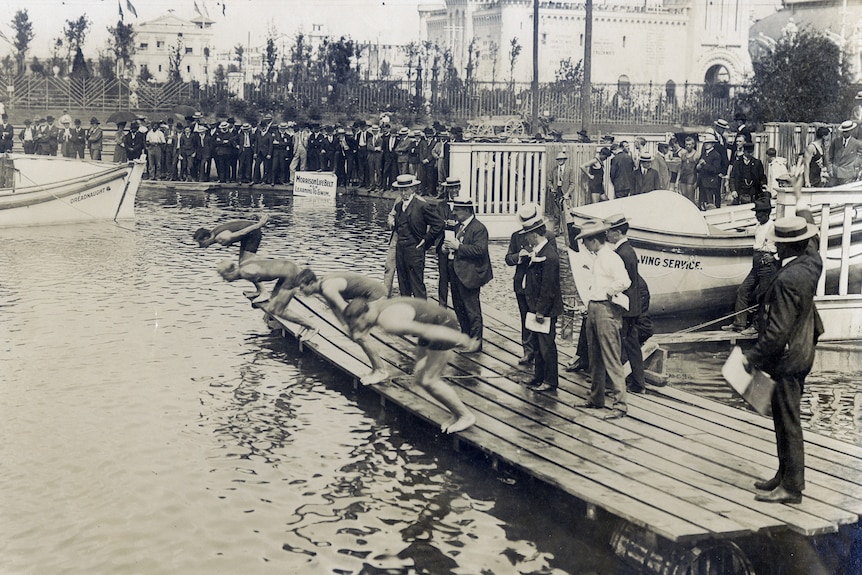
left=0, top=189, right=625, bottom=574
left=1, top=188, right=859, bottom=574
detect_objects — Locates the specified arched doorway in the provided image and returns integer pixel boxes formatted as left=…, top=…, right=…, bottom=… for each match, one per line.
left=704, top=64, right=730, bottom=99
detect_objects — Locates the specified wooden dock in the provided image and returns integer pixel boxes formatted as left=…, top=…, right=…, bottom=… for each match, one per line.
left=265, top=294, right=862, bottom=571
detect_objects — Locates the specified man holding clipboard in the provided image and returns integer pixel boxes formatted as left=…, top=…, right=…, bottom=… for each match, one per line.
left=519, top=214, right=563, bottom=393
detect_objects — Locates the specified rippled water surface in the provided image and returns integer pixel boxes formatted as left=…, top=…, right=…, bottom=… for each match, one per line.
left=0, top=189, right=628, bottom=575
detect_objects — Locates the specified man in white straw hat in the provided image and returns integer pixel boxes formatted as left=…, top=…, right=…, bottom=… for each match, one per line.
left=745, top=213, right=823, bottom=504
left=390, top=174, right=444, bottom=299
left=827, top=120, right=862, bottom=185
left=575, top=219, right=630, bottom=419
left=506, top=203, right=557, bottom=366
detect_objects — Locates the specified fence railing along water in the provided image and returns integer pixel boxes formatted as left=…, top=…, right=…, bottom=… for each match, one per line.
left=0, top=76, right=738, bottom=127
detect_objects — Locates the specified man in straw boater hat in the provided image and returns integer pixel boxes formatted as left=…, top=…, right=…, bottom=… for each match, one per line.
left=519, top=211, right=564, bottom=393
left=743, top=162, right=823, bottom=504
left=390, top=174, right=444, bottom=299
left=343, top=295, right=480, bottom=434
left=506, top=203, right=557, bottom=367
left=745, top=211, right=823, bottom=504
left=827, top=120, right=862, bottom=186
left=435, top=176, right=462, bottom=305
left=440, top=193, right=493, bottom=350
left=575, top=219, right=631, bottom=419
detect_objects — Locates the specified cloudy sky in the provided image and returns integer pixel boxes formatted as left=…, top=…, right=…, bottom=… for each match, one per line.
left=1, top=0, right=424, bottom=57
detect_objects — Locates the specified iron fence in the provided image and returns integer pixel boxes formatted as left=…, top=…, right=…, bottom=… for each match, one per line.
left=0, top=75, right=738, bottom=127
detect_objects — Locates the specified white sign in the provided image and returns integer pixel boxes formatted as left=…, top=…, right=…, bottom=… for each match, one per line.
left=293, top=171, right=337, bottom=200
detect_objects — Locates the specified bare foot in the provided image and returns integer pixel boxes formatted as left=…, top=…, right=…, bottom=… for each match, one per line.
left=300, top=327, right=318, bottom=342
left=360, top=369, right=389, bottom=386
left=243, top=289, right=261, bottom=300
left=440, top=416, right=457, bottom=433
left=251, top=292, right=271, bottom=305
left=443, top=413, right=476, bottom=434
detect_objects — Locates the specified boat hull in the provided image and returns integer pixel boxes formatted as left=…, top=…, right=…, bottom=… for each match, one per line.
left=0, top=154, right=144, bottom=227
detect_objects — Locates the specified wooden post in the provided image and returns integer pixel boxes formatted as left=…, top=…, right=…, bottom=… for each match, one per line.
left=531, top=0, right=539, bottom=136
left=580, top=0, right=593, bottom=134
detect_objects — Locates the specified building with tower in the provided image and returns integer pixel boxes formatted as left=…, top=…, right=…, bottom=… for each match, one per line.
left=418, top=0, right=753, bottom=87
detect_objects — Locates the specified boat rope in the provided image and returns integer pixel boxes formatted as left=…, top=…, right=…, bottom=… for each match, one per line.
left=676, top=304, right=758, bottom=334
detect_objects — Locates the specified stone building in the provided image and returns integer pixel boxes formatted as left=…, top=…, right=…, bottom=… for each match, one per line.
left=133, top=11, right=216, bottom=83
left=418, top=0, right=753, bottom=86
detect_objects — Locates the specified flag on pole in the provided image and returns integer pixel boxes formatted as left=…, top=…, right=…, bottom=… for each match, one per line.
left=126, top=0, right=138, bottom=18
left=118, top=0, right=124, bottom=21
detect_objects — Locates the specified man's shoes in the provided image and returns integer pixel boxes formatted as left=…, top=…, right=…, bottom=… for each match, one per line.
left=517, top=354, right=534, bottom=365
left=754, top=477, right=780, bottom=491
left=522, top=379, right=541, bottom=388
left=577, top=401, right=602, bottom=409
left=754, top=487, right=802, bottom=504
left=741, top=326, right=758, bottom=336
left=603, top=409, right=626, bottom=420
left=565, top=358, right=589, bottom=372
left=626, top=384, right=646, bottom=394
left=532, top=383, right=557, bottom=393
left=720, top=324, right=743, bottom=332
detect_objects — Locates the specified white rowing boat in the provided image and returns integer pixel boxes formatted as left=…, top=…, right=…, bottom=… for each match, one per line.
left=0, top=154, right=144, bottom=227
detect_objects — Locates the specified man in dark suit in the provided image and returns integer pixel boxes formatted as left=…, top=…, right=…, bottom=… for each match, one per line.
left=746, top=213, right=822, bottom=504
left=610, top=141, right=635, bottom=198
left=123, top=122, right=145, bottom=161
left=391, top=174, right=444, bottom=299
left=729, top=142, right=767, bottom=204
left=440, top=194, right=493, bottom=348
left=306, top=123, right=324, bottom=171
left=252, top=120, right=274, bottom=184
left=520, top=214, right=564, bottom=393
left=605, top=214, right=646, bottom=394
left=828, top=120, right=862, bottom=185
left=237, top=123, right=256, bottom=183
left=632, top=152, right=661, bottom=195
left=71, top=119, right=87, bottom=159
left=697, top=133, right=725, bottom=208
left=507, top=203, right=557, bottom=366
left=0, top=114, right=14, bottom=153
left=381, top=124, right=400, bottom=190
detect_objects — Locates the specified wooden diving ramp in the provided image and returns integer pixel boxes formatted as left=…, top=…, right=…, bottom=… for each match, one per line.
left=264, top=294, right=862, bottom=572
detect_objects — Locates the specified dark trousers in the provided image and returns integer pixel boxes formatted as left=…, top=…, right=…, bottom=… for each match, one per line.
left=253, top=155, right=271, bottom=184
left=532, top=316, right=558, bottom=387
left=701, top=185, right=721, bottom=208
left=395, top=242, right=427, bottom=298
left=215, top=154, right=231, bottom=183
left=575, top=318, right=589, bottom=365
left=382, top=157, right=399, bottom=188
left=733, top=255, right=778, bottom=328
left=23, top=141, right=36, bottom=154
left=771, top=373, right=805, bottom=493
left=238, top=149, right=254, bottom=182
left=516, top=292, right=536, bottom=359
left=447, top=261, right=483, bottom=340
left=199, top=156, right=213, bottom=181
left=357, top=149, right=369, bottom=186
left=621, top=317, right=645, bottom=388
left=271, top=151, right=288, bottom=184
left=437, top=251, right=450, bottom=305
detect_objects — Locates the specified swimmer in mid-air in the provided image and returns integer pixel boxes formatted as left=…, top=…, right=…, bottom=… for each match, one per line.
left=194, top=214, right=270, bottom=299
left=343, top=296, right=479, bottom=434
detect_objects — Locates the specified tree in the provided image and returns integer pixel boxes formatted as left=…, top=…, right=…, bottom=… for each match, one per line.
left=488, top=41, right=499, bottom=88
left=12, top=9, right=35, bottom=75
left=263, top=37, right=278, bottom=85
left=107, top=20, right=136, bottom=77
left=168, top=37, right=185, bottom=82
left=324, top=36, right=359, bottom=86
left=290, top=33, right=312, bottom=84
left=553, top=57, right=583, bottom=91
left=738, top=28, right=853, bottom=123
left=508, top=37, right=522, bottom=89
left=63, top=15, right=91, bottom=70
left=233, top=44, right=244, bottom=71
left=70, top=47, right=90, bottom=79
left=465, top=37, right=479, bottom=86
left=1, top=55, right=15, bottom=80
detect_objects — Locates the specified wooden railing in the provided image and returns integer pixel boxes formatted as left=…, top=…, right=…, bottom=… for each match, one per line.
left=777, top=184, right=862, bottom=341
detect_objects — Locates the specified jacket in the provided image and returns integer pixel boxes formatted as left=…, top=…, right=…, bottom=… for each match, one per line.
left=614, top=239, right=642, bottom=317
left=451, top=217, right=493, bottom=290
left=393, top=195, right=443, bottom=249
left=524, top=240, right=564, bottom=317
left=610, top=151, right=635, bottom=192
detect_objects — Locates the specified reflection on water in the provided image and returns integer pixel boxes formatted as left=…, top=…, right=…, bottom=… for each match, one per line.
left=0, top=189, right=627, bottom=574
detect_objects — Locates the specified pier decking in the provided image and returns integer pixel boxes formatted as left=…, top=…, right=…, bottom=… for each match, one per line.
left=265, top=293, right=861, bottom=564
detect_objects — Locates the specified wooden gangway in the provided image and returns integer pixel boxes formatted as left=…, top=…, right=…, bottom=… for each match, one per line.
left=265, top=293, right=862, bottom=566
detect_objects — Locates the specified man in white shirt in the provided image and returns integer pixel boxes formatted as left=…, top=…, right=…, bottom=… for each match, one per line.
left=722, top=198, right=778, bottom=334
left=145, top=122, right=166, bottom=180
left=576, top=219, right=631, bottom=419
